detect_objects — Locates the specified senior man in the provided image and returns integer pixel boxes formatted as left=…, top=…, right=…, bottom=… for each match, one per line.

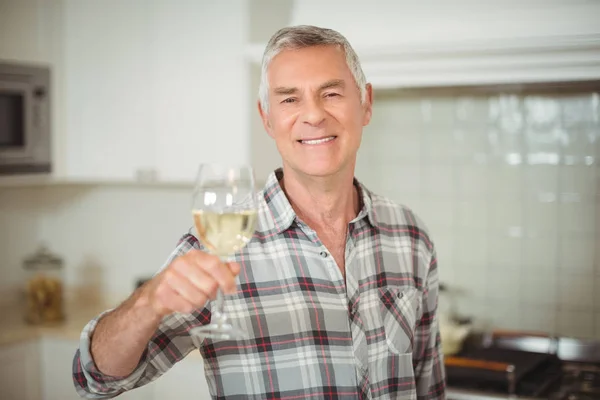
left=73, top=25, right=446, bottom=400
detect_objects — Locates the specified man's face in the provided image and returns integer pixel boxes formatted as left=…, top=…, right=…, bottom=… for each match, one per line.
left=259, top=45, right=373, bottom=178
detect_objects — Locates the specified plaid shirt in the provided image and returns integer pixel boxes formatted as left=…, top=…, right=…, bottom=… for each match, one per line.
left=73, top=169, right=446, bottom=399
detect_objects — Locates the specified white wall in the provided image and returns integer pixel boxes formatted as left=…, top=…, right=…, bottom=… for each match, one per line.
left=355, top=86, right=600, bottom=339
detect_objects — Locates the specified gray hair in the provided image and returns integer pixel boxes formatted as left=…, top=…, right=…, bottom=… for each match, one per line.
left=258, top=25, right=367, bottom=113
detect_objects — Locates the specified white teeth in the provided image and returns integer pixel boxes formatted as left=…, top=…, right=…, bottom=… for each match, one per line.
left=301, top=136, right=335, bottom=145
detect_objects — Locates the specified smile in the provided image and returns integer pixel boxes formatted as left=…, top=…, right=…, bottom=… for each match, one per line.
left=299, top=136, right=336, bottom=145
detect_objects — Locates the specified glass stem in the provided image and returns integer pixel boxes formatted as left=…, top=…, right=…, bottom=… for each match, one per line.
left=213, top=255, right=227, bottom=325
left=215, top=289, right=224, bottom=320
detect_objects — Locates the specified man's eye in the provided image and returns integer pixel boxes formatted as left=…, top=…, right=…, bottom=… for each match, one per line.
left=325, top=92, right=341, bottom=98
left=281, top=98, right=296, bottom=104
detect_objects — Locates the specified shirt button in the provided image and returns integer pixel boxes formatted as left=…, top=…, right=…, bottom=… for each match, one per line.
left=319, top=251, right=328, bottom=258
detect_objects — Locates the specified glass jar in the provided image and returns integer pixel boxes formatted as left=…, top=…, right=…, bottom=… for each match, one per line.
left=23, top=245, right=64, bottom=324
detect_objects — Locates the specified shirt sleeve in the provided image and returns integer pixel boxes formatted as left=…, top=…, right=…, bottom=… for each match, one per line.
left=414, top=248, right=447, bottom=399
left=72, top=233, right=211, bottom=399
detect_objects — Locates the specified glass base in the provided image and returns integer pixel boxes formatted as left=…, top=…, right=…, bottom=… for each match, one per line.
left=190, top=323, right=247, bottom=340
left=189, top=312, right=247, bottom=341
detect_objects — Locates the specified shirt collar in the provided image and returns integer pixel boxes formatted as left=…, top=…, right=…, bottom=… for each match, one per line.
left=259, top=168, right=378, bottom=235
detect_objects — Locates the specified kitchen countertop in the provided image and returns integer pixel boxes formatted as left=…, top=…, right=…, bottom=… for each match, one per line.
left=0, top=290, right=204, bottom=360
left=0, top=290, right=117, bottom=347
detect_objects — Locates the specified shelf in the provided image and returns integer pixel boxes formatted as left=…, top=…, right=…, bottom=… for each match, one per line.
left=0, top=174, right=196, bottom=189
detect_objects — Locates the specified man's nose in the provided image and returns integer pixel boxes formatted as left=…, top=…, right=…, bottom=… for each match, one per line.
left=300, top=97, right=326, bottom=127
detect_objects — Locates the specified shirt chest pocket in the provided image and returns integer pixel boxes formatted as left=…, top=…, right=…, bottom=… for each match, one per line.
left=378, top=286, right=423, bottom=355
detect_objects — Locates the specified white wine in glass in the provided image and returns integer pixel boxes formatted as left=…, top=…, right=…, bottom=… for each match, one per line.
left=189, top=164, right=258, bottom=341
left=192, top=210, right=257, bottom=258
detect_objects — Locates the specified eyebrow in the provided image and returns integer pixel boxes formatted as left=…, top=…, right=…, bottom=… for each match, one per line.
left=272, top=79, right=346, bottom=96
left=319, top=79, right=345, bottom=91
left=273, top=86, right=297, bottom=96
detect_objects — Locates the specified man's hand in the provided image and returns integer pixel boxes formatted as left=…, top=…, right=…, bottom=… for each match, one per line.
left=141, top=250, right=241, bottom=318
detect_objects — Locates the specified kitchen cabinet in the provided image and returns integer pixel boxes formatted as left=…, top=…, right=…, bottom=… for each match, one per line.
left=39, top=337, right=127, bottom=400
left=149, top=1, right=249, bottom=184
left=61, top=0, right=155, bottom=183
left=40, top=337, right=83, bottom=400
left=61, top=0, right=249, bottom=184
left=0, top=0, right=61, bottom=65
left=39, top=338, right=209, bottom=400
left=0, top=0, right=67, bottom=183
left=0, top=338, right=209, bottom=400
left=152, top=355, right=211, bottom=399
left=1, top=0, right=251, bottom=185
left=0, top=340, right=41, bottom=400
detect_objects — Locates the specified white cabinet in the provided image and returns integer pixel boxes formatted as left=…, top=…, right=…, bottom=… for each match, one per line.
left=118, top=385, right=156, bottom=400
left=1, top=0, right=250, bottom=185
left=0, top=0, right=67, bottom=182
left=39, top=338, right=205, bottom=400
left=149, top=1, right=249, bottom=184
left=0, top=338, right=209, bottom=400
left=152, top=355, right=211, bottom=400
left=62, top=0, right=155, bottom=182
left=0, top=340, right=41, bottom=400
left=0, top=0, right=61, bottom=65
left=39, top=337, right=91, bottom=400
left=60, top=0, right=249, bottom=184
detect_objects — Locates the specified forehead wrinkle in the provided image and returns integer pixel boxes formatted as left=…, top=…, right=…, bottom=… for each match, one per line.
left=272, top=79, right=347, bottom=97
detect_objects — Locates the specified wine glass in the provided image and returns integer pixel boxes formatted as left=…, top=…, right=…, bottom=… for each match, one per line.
left=189, top=163, right=258, bottom=341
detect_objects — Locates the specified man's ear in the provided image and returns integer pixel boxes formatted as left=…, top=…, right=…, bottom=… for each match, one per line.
left=362, top=83, right=373, bottom=126
left=258, top=100, right=275, bottom=139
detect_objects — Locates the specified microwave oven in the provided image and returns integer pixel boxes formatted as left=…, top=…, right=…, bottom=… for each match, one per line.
left=0, top=61, right=51, bottom=175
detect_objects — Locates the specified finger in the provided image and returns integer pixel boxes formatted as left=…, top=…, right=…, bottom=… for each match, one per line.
left=194, top=255, right=238, bottom=295
left=188, top=251, right=240, bottom=277
left=155, top=283, right=195, bottom=314
left=227, top=262, right=241, bottom=276
left=165, top=269, right=209, bottom=307
left=171, top=259, right=220, bottom=298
